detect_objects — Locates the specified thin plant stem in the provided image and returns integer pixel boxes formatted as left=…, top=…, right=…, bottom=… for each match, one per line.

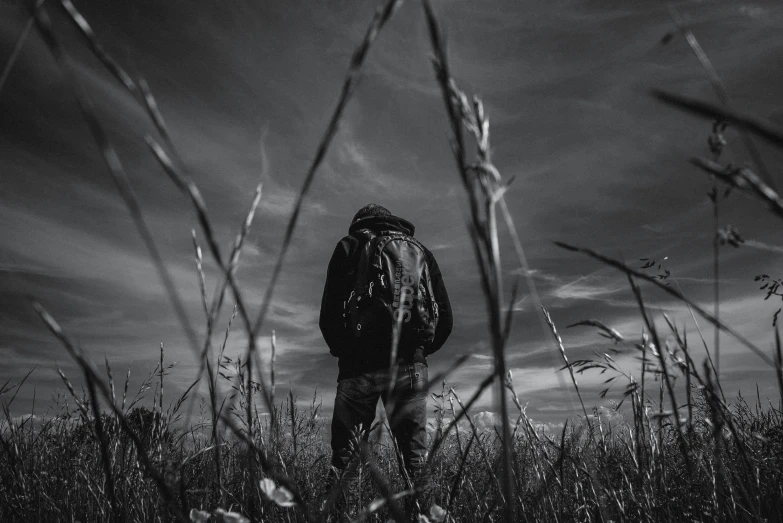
left=554, top=241, right=773, bottom=366
left=541, top=307, right=593, bottom=435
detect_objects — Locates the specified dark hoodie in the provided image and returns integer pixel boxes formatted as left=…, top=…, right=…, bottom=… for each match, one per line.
left=319, top=214, right=453, bottom=380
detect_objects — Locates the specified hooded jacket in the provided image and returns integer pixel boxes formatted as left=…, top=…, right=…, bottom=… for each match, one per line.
left=319, top=214, right=453, bottom=380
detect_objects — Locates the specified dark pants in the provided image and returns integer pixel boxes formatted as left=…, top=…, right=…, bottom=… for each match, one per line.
left=330, top=361, right=430, bottom=498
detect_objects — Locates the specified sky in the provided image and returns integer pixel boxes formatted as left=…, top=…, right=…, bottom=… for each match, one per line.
left=2, top=0, right=783, bottom=427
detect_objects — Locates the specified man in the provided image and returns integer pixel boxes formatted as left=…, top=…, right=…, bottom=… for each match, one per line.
left=319, top=203, right=453, bottom=516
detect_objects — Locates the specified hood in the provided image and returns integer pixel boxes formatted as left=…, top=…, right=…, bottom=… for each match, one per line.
left=348, top=214, right=415, bottom=236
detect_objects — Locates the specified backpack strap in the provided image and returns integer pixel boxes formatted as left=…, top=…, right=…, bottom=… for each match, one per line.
left=347, top=229, right=380, bottom=296
left=353, top=228, right=377, bottom=246
left=423, top=258, right=438, bottom=319
left=349, top=229, right=376, bottom=270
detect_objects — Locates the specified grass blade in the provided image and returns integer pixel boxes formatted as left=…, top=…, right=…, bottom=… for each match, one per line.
left=250, top=0, right=404, bottom=338
left=554, top=241, right=773, bottom=366
left=652, top=89, right=783, bottom=149
left=33, top=6, right=202, bottom=359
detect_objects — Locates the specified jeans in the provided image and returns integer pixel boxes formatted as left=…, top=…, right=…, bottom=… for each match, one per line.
left=330, top=361, right=430, bottom=497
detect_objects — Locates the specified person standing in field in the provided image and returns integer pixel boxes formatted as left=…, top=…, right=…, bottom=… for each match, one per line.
left=319, top=203, right=453, bottom=517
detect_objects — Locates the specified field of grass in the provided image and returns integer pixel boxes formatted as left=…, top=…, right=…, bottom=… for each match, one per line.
left=2, top=370, right=783, bottom=522
left=3, top=0, right=783, bottom=522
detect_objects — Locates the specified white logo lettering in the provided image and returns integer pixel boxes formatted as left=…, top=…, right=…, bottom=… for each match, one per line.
left=394, top=259, right=416, bottom=323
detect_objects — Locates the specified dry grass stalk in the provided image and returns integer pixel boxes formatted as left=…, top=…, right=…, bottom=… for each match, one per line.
left=32, top=4, right=202, bottom=360
left=664, top=2, right=774, bottom=190
left=186, top=186, right=263, bottom=428
left=31, top=301, right=188, bottom=522
left=652, top=89, right=783, bottom=149
left=147, top=134, right=268, bottom=507
left=690, top=158, right=783, bottom=221
left=249, top=0, right=405, bottom=340
left=450, top=389, right=504, bottom=499
left=58, top=0, right=137, bottom=93
left=144, top=138, right=258, bottom=350
left=665, top=2, right=770, bottom=378
left=541, top=307, right=594, bottom=435
left=425, top=371, right=495, bottom=472
left=217, top=414, right=315, bottom=522
left=52, top=0, right=272, bottom=457
left=192, top=230, right=210, bottom=327
left=0, top=0, right=46, bottom=96
left=625, top=274, right=692, bottom=475
left=670, top=276, right=726, bottom=401
left=422, top=2, right=519, bottom=519
left=555, top=241, right=773, bottom=366
left=776, top=327, right=783, bottom=410
left=444, top=431, right=475, bottom=521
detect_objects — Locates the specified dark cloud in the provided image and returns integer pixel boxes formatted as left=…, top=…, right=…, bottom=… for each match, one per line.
left=2, top=0, right=783, bottom=422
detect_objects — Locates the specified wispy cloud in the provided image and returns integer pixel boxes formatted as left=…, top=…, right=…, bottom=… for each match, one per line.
left=2, top=0, right=783, bottom=420
left=550, top=278, right=626, bottom=302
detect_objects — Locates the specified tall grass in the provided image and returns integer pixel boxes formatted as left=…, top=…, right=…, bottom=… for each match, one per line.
left=3, top=350, right=783, bottom=522
left=2, top=0, right=783, bottom=522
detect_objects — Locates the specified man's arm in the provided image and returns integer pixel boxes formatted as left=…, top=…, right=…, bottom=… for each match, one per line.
left=426, top=252, right=453, bottom=356
left=319, top=240, right=351, bottom=357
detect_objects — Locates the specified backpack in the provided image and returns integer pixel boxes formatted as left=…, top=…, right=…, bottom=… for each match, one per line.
left=344, top=229, right=439, bottom=351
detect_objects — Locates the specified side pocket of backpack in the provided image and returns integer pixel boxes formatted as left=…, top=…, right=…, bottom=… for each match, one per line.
left=421, top=262, right=439, bottom=342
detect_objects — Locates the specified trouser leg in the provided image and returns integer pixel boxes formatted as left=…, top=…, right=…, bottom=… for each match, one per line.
left=384, top=362, right=430, bottom=514
left=331, top=375, right=379, bottom=469
left=327, top=375, right=379, bottom=519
